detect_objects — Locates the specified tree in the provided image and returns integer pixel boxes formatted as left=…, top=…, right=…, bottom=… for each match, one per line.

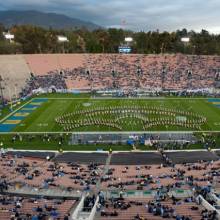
left=0, top=23, right=4, bottom=41
left=0, top=24, right=219, bottom=55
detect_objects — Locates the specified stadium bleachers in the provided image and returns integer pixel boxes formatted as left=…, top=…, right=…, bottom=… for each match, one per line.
left=166, top=151, right=220, bottom=164
left=0, top=194, right=75, bottom=220
left=1, top=53, right=220, bottom=99
left=1, top=151, right=220, bottom=219
left=110, top=152, right=163, bottom=165
left=99, top=198, right=203, bottom=220
left=0, top=55, right=30, bottom=99
left=54, top=152, right=108, bottom=164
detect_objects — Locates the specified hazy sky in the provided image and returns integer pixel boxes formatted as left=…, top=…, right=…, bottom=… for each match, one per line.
left=1, top=0, right=220, bottom=33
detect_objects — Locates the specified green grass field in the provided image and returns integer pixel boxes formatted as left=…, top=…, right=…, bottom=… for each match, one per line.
left=5, top=95, right=220, bottom=132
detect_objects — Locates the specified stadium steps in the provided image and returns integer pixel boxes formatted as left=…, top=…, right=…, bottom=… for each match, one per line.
left=96, top=153, right=112, bottom=192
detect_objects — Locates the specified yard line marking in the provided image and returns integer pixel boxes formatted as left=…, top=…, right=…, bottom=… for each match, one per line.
left=0, top=98, right=34, bottom=124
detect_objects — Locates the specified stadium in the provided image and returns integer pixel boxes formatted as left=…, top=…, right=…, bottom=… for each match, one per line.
left=1, top=53, right=220, bottom=220
left=1, top=4, right=220, bottom=220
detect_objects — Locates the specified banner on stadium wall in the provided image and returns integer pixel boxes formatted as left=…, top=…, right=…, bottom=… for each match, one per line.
left=32, top=88, right=90, bottom=94
left=186, top=88, right=214, bottom=93
left=30, top=87, right=220, bottom=96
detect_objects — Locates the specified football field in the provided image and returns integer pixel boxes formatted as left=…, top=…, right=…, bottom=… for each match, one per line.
left=1, top=96, right=220, bottom=132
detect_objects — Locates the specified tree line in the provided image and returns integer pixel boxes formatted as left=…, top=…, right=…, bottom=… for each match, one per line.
left=0, top=24, right=220, bottom=55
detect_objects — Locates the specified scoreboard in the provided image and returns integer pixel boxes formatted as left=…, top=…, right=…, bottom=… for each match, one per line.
left=118, top=46, right=132, bottom=53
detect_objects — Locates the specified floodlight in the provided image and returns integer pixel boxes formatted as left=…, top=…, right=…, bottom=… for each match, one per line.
left=125, top=37, right=133, bottom=42
left=3, top=32, right=14, bottom=40
left=181, top=37, right=190, bottom=43
left=57, top=35, right=69, bottom=42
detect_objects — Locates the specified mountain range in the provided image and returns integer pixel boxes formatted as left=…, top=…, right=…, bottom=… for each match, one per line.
left=0, top=10, right=101, bottom=30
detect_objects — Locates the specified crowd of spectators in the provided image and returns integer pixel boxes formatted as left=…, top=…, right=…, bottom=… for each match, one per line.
left=21, top=72, right=67, bottom=97
left=20, top=54, right=220, bottom=97
left=100, top=158, right=220, bottom=192
left=0, top=151, right=104, bottom=198
left=1, top=150, right=220, bottom=219
left=0, top=194, right=73, bottom=220
left=99, top=196, right=210, bottom=220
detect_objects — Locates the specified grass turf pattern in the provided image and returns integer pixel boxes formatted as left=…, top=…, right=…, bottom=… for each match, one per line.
left=5, top=96, right=220, bottom=132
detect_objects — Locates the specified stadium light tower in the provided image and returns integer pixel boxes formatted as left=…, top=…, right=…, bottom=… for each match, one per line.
left=3, top=32, right=15, bottom=43
left=125, top=37, right=133, bottom=43
left=181, top=37, right=190, bottom=43
left=57, top=35, right=69, bottom=43
left=57, top=35, right=69, bottom=53
left=181, top=37, right=190, bottom=54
